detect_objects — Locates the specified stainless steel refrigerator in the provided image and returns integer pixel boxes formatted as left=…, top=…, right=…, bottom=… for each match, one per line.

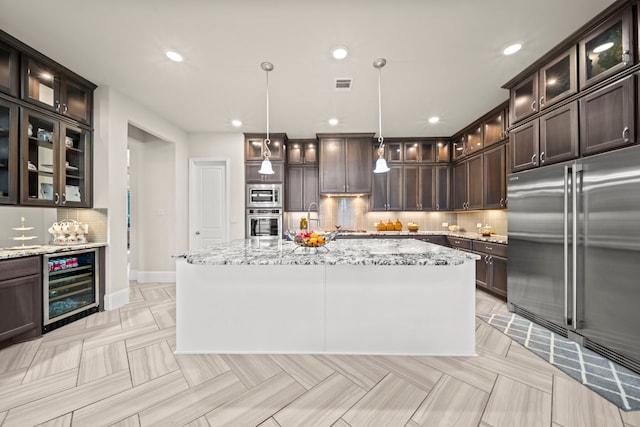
left=507, top=144, right=640, bottom=372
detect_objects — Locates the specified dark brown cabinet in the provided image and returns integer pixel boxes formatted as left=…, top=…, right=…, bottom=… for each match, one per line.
left=473, top=241, right=508, bottom=299
left=483, top=144, right=506, bottom=209
left=403, top=140, right=435, bottom=163
left=453, top=155, right=483, bottom=210
left=286, top=166, right=318, bottom=211
left=0, top=256, right=41, bottom=349
left=371, top=165, right=402, bottom=211
left=318, top=134, right=373, bottom=194
left=579, top=7, right=633, bottom=89
left=510, top=101, right=578, bottom=172
left=510, top=73, right=538, bottom=124
left=539, top=47, right=578, bottom=109
left=419, top=235, right=449, bottom=246
left=403, top=165, right=433, bottom=211
left=0, top=40, right=19, bottom=97
left=580, top=74, right=635, bottom=156
left=483, top=108, right=507, bottom=148
left=0, top=98, right=18, bottom=204
left=435, top=166, right=450, bottom=211
left=452, top=135, right=466, bottom=161
left=286, top=139, right=317, bottom=164
left=245, top=133, right=286, bottom=162
left=22, top=56, right=95, bottom=125
left=245, top=162, right=284, bottom=183
left=20, top=108, right=92, bottom=207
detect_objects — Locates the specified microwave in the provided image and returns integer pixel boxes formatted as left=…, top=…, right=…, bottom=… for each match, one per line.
left=246, top=183, right=282, bottom=208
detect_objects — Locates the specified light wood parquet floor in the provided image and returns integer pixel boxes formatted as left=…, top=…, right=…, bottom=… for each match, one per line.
left=1, top=281, right=639, bottom=427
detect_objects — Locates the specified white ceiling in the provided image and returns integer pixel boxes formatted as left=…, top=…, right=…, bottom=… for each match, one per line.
left=0, top=0, right=616, bottom=139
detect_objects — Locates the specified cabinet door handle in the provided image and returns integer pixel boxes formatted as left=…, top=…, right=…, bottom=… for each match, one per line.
left=539, top=96, right=545, bottom=108
left=623, top=126, right=630, bottom=143
left=623, top=50, right=631, bottom=65
left=63, top=104, right=68, bottom=114
left=436, top=203, right=440, bottom=211
left=55, top=101, right=61, bottom=112
left=61, top=193, right=67, bottom=205
left=488, top=256, right=493, bottom=265
left=531, top=100, right=537, bottom=111
left=54, top=192, right=60, bottom=204
left=531, top=154, right=537, bottom=166
left=540, top=151, right=545, bottom=164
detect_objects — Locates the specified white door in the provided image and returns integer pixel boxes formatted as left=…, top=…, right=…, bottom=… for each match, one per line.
left=189, top=159, right=229, bottom=249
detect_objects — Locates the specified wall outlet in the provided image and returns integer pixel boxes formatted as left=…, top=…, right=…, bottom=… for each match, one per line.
left=442, top=222, right=448, bottom=227
left=477, top=223, right=483, bottom=228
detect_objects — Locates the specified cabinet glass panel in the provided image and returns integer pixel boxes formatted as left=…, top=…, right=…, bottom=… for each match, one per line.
left=387, top=142, right=402, bottom=162
left=0, top=104, right=12, bottom=199
left=452, top=137, right=465, bottom=161
left=436, top=141, right=449, bottom=163
left=63, top=80, right=90, bottom=122
left=246, top=138, right=264, bottom=160
left=466, top=126, right=483, bottom=155
left=287, top=142, right=302, bottom=163
left=419, top=142, right=435, bottom=162
left=511, top=74, right=538, bottom=123
left=27, top=115, right=57, bottom=201
left=404, top=142, right=419, bottom=162
left=541, top=48, right=577, bottom=107
left=484, top=111, right=505, bottom=146
left=26, top=59, right=57, bottom=108
left=584, top=20, right=624, bottom=82
left=304, top=142, right=317, bottom=163
left=0, top=43, right=16, bottom=95
left=63, top=127, right=87, bottom=205
left=45, top=250, right=97, bottom=322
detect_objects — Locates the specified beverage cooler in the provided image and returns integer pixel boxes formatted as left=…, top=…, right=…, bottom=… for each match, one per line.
left=43, top=248, right=99, bottom=332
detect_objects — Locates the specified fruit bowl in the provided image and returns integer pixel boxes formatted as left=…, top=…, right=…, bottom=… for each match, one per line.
left=285, top=230, right=339, bottom=251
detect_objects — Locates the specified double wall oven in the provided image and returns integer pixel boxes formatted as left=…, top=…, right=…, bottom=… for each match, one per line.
left=246, top=183, right=283, bottom=239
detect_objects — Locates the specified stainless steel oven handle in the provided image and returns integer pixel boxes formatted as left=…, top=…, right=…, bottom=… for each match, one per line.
left=564, top=165, right=570, bottom=326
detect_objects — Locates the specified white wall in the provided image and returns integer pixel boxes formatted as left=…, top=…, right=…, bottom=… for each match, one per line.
left=93, top=86, right=187, bottom=309
left=188, top=133, right=245, bottom=241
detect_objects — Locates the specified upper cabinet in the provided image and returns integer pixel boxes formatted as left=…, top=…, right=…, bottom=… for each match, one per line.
left=0, top=40, right=19, bottom=97
left=286, top=139, right=317, bottom=164
left=539, top=47, right=577, bottom=109
left=20, top=108, right=92, bottom=207
left=245, top=133, right=286, bottom=162
left=510, top=48, right=577, bottom=124
left=454, top=102, right=508, bottom=160
left=579, top=7, right=633, bottom=89
left=318, top=133, right=373, bottom=194
left=22, top=56, right=95, bottom=126
left=0, top=99, right=18, bottom=204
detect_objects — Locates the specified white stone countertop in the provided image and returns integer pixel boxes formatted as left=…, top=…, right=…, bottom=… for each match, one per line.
left=177, top=238, right=480, bottom=266
left=336, top=230, right=508, bottom=244
left=0, top=242, right=107, bottom=260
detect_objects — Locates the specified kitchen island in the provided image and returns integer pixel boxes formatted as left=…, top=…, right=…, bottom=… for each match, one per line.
left=176, top=238, right=479, bottom=355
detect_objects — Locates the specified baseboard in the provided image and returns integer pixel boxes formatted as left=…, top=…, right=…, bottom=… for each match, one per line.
left=104, top=287, right=129, bottom=310
left=136, top=270, right=176, bottom=283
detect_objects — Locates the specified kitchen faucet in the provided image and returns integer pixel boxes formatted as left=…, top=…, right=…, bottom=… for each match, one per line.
left=307, top=202, right=320, bottom=229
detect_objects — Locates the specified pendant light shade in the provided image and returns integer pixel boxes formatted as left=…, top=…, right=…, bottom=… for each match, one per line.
left=373, top=58, right=389, bottom=174
left=259, top=61, right=275, bottom=175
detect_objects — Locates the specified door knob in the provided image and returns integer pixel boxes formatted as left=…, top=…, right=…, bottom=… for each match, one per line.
left=195, top=231, right=200, bottom=235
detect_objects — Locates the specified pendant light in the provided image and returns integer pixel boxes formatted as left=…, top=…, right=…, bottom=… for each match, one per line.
left=258, top=61, right=275, bottom=174
left=373, top=58, right=390, bottom=174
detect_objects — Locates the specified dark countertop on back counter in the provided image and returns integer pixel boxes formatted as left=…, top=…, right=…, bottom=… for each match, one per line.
left=334, top=230, right=508, bottom=244
left=0, top=242, right=108, bottom=260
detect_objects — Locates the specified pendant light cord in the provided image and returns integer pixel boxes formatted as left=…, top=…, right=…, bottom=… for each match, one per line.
left=264, top=65, right=271, bottom=158
left=377, top=62, right=385, bottom=156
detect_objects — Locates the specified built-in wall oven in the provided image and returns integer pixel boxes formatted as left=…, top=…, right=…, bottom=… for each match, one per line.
left=246, top=208, right=283, bottom=239
left=246, top=183, right=282, bottom=208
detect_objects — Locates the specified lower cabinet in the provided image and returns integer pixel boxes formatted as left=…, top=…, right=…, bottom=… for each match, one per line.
left=472, top=241, right=508, bottom=299
left=0, top=256, right=41, bottom=348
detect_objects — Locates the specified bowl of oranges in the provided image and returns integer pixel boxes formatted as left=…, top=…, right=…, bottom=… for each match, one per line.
left=286, top=230, right=338, bottom=251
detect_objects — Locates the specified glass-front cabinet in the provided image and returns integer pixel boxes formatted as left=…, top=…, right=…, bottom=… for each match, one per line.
left=539, top=47, right=577, bottom=109
left=579, top=7, right=633, bottom=89
left=0, top=40, right=18, bottom=96
left=20, top=108, right=91, bottom=207
left=22, top=56, right=93, bottom=125
left=0, top=99, right=18, bottom=204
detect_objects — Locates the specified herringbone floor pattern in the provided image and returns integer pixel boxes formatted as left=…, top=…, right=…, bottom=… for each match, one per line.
left=0, top=282, right=638, bottom=427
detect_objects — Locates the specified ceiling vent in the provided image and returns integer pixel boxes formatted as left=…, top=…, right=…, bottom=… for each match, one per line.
left=335, top=78, right=353, bottom=91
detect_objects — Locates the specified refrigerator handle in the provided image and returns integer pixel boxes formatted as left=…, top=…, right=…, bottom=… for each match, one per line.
left=572, top=164, right=582, bottom=329
left=563, top=165, right=571, bottom=326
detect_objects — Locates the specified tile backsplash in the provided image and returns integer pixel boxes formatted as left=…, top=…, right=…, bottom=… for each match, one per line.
left=284, top=196, right=507, bottom=235
left=56, top=208, right=108, bottom=243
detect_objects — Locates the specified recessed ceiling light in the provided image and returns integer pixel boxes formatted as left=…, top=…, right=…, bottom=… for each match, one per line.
left=166, top=50, right=183, bottom=62
left=331, top=46, right=348, bottom=60
left=231, top=119, right=242, bottom=127
left=328, top=118, right=339, bottom=126
left=503, top=43, right=522, bottom=56
left=428, top=116, right=440, bottom=124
